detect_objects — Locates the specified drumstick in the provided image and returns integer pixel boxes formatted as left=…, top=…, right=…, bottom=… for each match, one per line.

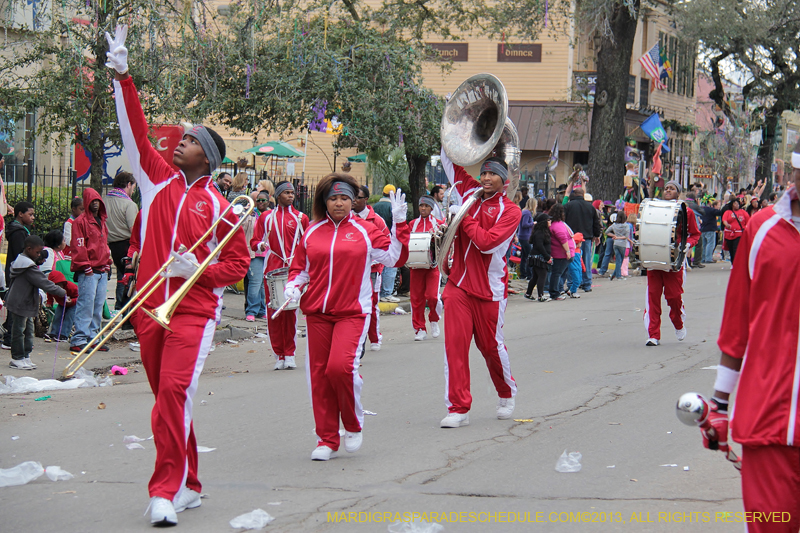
left=271, top=298, right=294, bottom=320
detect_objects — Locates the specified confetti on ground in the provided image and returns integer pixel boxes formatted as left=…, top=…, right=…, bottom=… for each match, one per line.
left=514, top=419, right=533, bottom=422
left=197, top=446, right=216, bottom=453
left=97, top=403, right=106, bottom=410
left=35, top=396, right=51, bottom=401
left=543, top=371, right=553, bottom=373
left=660, top=464, right=678, bottom=467
left=608, top=422, right=621, bottom=425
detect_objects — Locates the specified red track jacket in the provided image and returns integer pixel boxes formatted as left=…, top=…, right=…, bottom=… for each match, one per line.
left=250, top=205, right=310, bottom=275
left=70, top=187, right=112, bottom=273
left=114, top=78, right=249, bottom=320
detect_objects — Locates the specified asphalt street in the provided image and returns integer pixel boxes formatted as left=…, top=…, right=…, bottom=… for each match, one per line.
left=0, top=263, right=745, bottom=532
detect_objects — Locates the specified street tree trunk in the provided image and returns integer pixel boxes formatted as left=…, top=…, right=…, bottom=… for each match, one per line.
left=406, top=152, right=428, bottom=219
left=587, top=2, right=640, bottom=203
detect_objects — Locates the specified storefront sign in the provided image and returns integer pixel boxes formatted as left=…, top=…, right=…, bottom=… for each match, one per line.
left=427, top=43, right=469, bottom=62
left=497, top=43, right=542, bottom=62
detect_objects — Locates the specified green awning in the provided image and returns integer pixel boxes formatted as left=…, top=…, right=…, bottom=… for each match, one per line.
left=222, top=156, right=235, bottom=164
left=347, top=153, right=367, bottom=162
left=243, top=141, right=305, bottom=158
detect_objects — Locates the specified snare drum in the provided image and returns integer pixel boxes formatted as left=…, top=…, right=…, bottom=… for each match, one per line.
left=405, top=232, right=437, bottom=269
left=265, top=267, right=299, bottom=311
left=636, top=199, right=688, bottom=271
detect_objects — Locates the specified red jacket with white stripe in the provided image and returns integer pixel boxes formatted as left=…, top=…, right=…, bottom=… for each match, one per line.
left=441, top=150, right=522, bottom=301
left=250, top=205, right=310, bottom=274
left=70, top=187, right=112, bottom=273
left=720, top=186, right=800, bottom=447
left=114, top=78, right=249, bottom=320
left=356, top=205, right=389, bottom=274
left=287, top=213, right=409, bottom=317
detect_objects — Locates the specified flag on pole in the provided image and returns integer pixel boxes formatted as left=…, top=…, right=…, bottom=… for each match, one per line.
left=547, top=136, right=559, bottom=171
left=640, top=113, right=671, bottom=152
left=638, top=43, right=666, bottom=90
left=659, top=46, right=673, bottom=85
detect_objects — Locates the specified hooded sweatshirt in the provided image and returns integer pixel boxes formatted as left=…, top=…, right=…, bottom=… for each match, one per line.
left=6, top=254, right=66, bottom=317
left=46, top=270, right=78, bottom=308
left=4, top=219, right=31, bottom=284
left=70, top=187, right=112, bottom=273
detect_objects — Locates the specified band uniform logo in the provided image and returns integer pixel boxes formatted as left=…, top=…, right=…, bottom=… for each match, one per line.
left=342, top=232, right=358, bottom=242
left=190, top=200, right=209, bottom=219
left=486, top=206, right=497, bottom=216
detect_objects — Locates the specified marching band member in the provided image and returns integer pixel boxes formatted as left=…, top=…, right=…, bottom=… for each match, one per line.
left=643, top=180, right=701, bottom=346
left=250, top=181, right=309, bottom=369
left=409, top=195, right=443, bottom=341
left=439, top=149, right=521, bottom=428
left=108, top=26, right=250, bottom=526
left=698, top=148, right=800, bottom=530
left=352, top=185, right=390, bottom=352
left=284, top=174, right=409, bottom=461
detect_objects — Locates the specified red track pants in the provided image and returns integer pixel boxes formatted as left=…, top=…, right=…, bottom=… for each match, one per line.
left=643, top=268, right=686, bottom=340
left=266, top=293, right=297, bottom=359
left=410, top=267, right=441, bottom=332
left=132, top=311, right=216, bottom=500
left=368, top=272, right=382, bottom=345
left=741, top=445, right=800, bottom=532
left=306, top=313, right=368, bottom=450
left=441, top=283, right=516, bottom=414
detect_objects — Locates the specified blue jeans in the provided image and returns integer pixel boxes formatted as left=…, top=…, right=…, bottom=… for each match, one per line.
left=580, top=240, right=593, bottom=289
left=49, top=304, right=76, bottom=338
left=245, top=257, right=266, bottom=317
left=72, top=271, right=108, bottom=347
left=702, top=231, right=716, bottom=263
left=612, top=246, right=625, bottom=278
left=597, top=238, right=614, bottom=275
left=549, top=258, right=570, bottom=298
left=519, top=241, right=532, bottom=279
left=381, top=267, right=397, bottom=298
left=568, top=254, right=583, bottom=293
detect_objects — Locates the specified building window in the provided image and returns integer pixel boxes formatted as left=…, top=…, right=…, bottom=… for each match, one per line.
left=628, top=75, right=636, bottom=105
left=640, top=78, right=649, bottom=108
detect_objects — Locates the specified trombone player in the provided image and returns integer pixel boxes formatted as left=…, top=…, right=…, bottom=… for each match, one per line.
left=107, top=26, right=250, bottom=526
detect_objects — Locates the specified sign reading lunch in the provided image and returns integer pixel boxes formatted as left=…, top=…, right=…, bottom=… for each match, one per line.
left=427, top=43, right=469, bottom=62
left=497, top=43, right=542, bottom=63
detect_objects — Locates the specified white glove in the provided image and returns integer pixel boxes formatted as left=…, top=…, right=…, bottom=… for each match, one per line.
left=104, top=25, right=129, bottom=74
left=162, top=250, right=199, bottom=279
left=448, top=205, right=461, bottom=216
left=257, top=241, right=269, bottom=253
left=389, top=188, right=407, bottom=224
left=283, top=285, right=302, bottom=303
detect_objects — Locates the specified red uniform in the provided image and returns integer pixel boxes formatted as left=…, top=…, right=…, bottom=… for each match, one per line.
left=287, top=213, right=408, bottom=450
left=70, top=188, right=112, bottom=274
left=643, top=203, right=701, bottom=341
left=250, top=205, right=309, bottom=360
left=440, top=150, right=520, bottom=414
left=409, top=215, right=442, bottom=333
left=717, top=187, right=800, bottom=532
left=115, top=78, right=249, bottom=501
left=355, top=206, right=389, bottom=345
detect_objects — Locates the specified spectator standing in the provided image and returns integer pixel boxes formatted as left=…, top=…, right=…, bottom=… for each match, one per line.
left=41, top=229, right=66, bottom=274
left=69, top=188, right=112, bottom=353
left=7, top=235, right=66, bottom=369
left=1, top=201, right=35, bottom=350
left=700, top=199, right=723, bottom=263
left=563, top=189, right=601, bottom=292
left=722, top=199, right=750, bottom=265
left=372, top=184, right=399, bottom=302
left=547, top=203, right=574, bottom=301
left=45, top=270, right=78, bottom=343
left=518, top=186, right=530, bottom=210
left=566, top=233, right=585, bottom=298
left=104, top=172, right=139, bottom=311
left=63, top=197, right=84, bottom=257
left=523, top=213, right=552, bottom=301
left=517, top=198, right=536, bottom=280
left=231, top=172, right=248, bottom=196
left=242, top=190, right=269, bottom=321
left=605, top=214, right=633, bottom=280
left=596, top=212, right=617, bottom=277
left=430, top=184, right=446, bottom=219
left=213, top=172, right=232, bottom=197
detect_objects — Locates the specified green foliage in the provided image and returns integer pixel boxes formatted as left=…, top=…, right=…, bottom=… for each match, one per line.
left=5, top=187, right=72, bottom=236
left=366, top=146, right=410, bottom=194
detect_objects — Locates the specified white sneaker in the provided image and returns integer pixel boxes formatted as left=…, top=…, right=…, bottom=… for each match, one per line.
left=676, top=327, right=687, bottom=341
left=311, top=445, right=337, bottom=461
left=646, top=338, right=660, bottom=346
left=440, top=412, right=470, bottom=428
left=414, top=329, right=427, bottom=341
left=9, top=359, right=32, bottom=370
left=172, top=488, right=201, bottom=513
left=381, top=295, right=400, bottom=303
left=370, top=343, right=381, bottom=352
left=344, top=431, right=362, bottom=453
left=431, top=322, right=440, bottom=338
left=24, top=357, right=36, bottom=369
left=284, top=355, right=297, bottom=369
left=496, top=397, right=516, bottom=420
left=274, top=358, right=285, bottom=370
left=148, top=496, right=178, bottom=526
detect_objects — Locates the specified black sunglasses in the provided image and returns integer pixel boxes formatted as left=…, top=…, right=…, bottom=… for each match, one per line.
left=256, top=199, right=269, bottom=203
left=356, top=196, right=368, bottom=199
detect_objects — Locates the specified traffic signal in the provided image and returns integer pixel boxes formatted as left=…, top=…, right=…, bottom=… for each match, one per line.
left=774, top=121, right=783, bottom=148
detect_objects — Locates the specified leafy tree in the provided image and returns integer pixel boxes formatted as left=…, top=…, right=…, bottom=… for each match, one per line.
left=0, top=0, right=205, bottom=191
left=678, top=0, right=800, bottom=193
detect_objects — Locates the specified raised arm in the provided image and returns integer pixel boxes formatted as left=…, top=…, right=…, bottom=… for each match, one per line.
left=370, top=189, right=410, bottom=267
left=458, top=204, right=522, bottom=253
left=440, top=147, right=480, bottom=198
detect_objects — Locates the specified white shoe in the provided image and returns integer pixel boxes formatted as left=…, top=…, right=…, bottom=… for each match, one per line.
left=380, top=295, right=400, bottom=303
left=676, top=327, right=687, bottom=341
left=148, top=496, right=178, bottom=526
left=23, top=357, right=36, bottom=369
left=9, top=359, right=32, bottom=370
left=311, top=445, right=337, bottom=461
left=431, top=322, right=440, bottom=338
left=284, top=355, right=297, bottom=369
left=496, top=397, right=516, bottom=420
left=173, top=488, right=201, bottom=513
left=414, top=329, right=427, bottom=341
left=646, top=338, right=660, bottom=346
left=440, top=412, right=470, bottom=428
left=370, top=343, right=381, bottom=352
left=274, top=358, right=285, bottom=370
left=344, top=431, right=362, bottom=453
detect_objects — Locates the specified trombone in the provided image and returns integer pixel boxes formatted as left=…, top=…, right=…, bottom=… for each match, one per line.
left=61, top=195, right=255, bottom=380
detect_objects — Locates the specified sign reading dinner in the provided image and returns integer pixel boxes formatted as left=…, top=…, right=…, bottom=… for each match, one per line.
left=427, top=43, right=469, bottom=62
left=497, top=43, right=542, bottom=63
